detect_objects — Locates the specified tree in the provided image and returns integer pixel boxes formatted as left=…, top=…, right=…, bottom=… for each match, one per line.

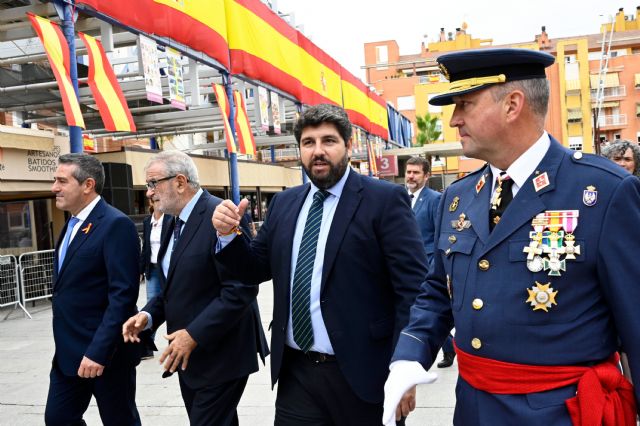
left=415, top=112, right=441, bottom=146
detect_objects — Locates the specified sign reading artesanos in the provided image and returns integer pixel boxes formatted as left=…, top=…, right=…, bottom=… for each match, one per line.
left=0, top=126, right=69, bottom=181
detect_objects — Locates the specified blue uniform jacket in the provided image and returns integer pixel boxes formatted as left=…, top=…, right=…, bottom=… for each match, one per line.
left=393, top=138, right=640, bottom=425
left=413, top=186, right=442, bottom=268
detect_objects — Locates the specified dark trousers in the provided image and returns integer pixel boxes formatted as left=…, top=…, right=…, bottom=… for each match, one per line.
left=442, top=334, right=454, bottom=353
left=45, top=359, right=140, bottom=426
left=275, top=347, right=404, bottom=426
left=178, top=373, right=248, bottom=426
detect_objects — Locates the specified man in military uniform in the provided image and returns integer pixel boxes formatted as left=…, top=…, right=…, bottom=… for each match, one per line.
left=383, top=48, right=639, bottom=425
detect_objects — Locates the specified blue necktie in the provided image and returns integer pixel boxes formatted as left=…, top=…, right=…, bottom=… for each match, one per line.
left=172, top=218, right=184, bottom=252
left=58, top=217, right=80, bottom=271
left=291, top=190, right=328, bottom=352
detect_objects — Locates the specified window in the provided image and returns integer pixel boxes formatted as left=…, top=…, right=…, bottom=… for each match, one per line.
left=375, top=45, right=388, bottom=70
left=564, top=55, right=576, bottom=64
left=568, top=136, right=583, bottom=151
left=0, top=202, right=32, bottom=249
left=565, top=63, right=579, bottom=81
left=396, top=95, right=415, bottom=111
left=614, top=134, right=621, bottom=140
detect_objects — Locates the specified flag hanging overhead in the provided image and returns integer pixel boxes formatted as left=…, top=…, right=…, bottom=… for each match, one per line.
left=233, top=90, right=256, bottom=156
left=27, top=13, right=85, bottom=129
left=212, top=84, right=237, bottom=153
left=78, top=32, right=136, bottom=132
left=367, top=139, right=378, bottom=176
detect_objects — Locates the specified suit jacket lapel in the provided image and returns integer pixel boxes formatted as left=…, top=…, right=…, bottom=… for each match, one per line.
left=412, top=191, right=424, bottom=214
left=482, top=139, right=565, bottom=255
left=166, top=191, right=209, bottom=285
left=463, top=167, right=492, bottom=245
left=321, top=171, right=363, bottom=293
left=279, top=185, right=310, bottom=299
left=56, top=198, right=106, bottom=283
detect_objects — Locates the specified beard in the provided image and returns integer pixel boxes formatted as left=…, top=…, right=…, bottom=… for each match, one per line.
left=302, top=153, right=349, bottom=190
left=154, top=191, right=181, bottom=215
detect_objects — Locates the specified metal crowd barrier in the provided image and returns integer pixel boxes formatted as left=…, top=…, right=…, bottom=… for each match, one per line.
left=0, top=254, right=29, bottom=320
left=19, top=249, right=55, bottom=318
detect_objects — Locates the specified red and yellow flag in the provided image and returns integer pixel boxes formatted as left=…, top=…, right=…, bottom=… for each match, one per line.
left=367, top=139, right=378, bottom=176
left=212, top=84, right=237, bottom=153
left=233, top=90, right=256, bottom=156
left=83, top=134, right=95, bottom=152
left=27, top=13, right=85, bottom=128
left=78, top=32, right=136, bottom=132
left=76, top=0, right=229, bottom=69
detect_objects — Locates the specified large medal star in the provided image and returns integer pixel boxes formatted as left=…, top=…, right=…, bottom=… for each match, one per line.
left=526, top=282, right=558, bottom=312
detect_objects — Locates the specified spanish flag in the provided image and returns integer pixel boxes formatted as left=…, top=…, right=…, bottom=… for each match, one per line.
left=233, top=90, right=256, bottom=156
left=212, top=84, right=237, bottom=153
left=367, top=139, right=378, bottom=176
left=76, top=0, right=229, bottom=69
left=83, top=134, right=95, bottom=152
left=27, top=14, right=85, bottom=129
left=78, top=32, right=136, bottom=132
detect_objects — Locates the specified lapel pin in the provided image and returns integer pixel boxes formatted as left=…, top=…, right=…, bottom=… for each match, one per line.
left=533, top=172, right=550, bottom=192
left=583, top=185, right=597, bottom=206
left=81, top=223, right=92, bottom=234
left=449, top=196, right=459, bottom=212
left=475, top=174, right=486, bottom=194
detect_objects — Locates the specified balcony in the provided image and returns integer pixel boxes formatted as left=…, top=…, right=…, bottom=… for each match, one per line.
left=258, top=148, right=299, bottom=162
left=595, top=114, right=627, bottom=129
left=590, top=85, right=626, bottom=100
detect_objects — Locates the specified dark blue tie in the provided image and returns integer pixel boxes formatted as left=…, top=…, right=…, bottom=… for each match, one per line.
left=58, top=217, right=80, bottom=271
left=291, top=190, right=328, bottom=352
left=172, top=218, right=184, bottom=252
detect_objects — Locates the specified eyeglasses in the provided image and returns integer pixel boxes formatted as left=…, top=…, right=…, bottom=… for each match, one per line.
left=145, top=175, right=176, bottom=190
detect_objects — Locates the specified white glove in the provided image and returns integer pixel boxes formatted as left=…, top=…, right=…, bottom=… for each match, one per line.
left=382, top=360, right=437, bottom=426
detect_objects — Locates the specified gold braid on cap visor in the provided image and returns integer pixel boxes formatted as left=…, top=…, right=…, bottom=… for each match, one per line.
left=447, top=74, right=507, bottom=93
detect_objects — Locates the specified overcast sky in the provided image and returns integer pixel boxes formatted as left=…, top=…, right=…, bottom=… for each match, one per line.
left=274, top=0, right=636, bottom=80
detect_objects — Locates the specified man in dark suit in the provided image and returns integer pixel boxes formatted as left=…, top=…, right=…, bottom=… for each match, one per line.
left=212, top=104, right=428, bottom=425
left=122, top=150, right=267, bottom=426
left=405, top=156, right=456, bottom=368
left=139, top=198, right=172, bottom=358
left=46, top=153, right=142, bottom=426
left=384, top=49, right=640, bottom=425
left=405, top=156, right=441, bottom=267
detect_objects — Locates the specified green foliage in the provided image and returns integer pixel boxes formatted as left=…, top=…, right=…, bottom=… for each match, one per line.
left=415, top=112, right=441, bottom=147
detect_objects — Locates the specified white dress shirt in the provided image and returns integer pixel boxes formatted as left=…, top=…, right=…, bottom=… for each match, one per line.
left=58, top=196, right=101, bottom=265
left=490, top=131, right=551, bottom=201
left=149, top=213, right=165, bottom=264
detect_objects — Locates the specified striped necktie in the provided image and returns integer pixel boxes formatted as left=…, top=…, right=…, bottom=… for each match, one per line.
left=291, top=190, right=328, bottom=352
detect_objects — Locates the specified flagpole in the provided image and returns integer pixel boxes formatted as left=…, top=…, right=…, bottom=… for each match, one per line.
left=58, top=0, right=83, bottom=153
left=296, top=102, right=308, bottom=184
left=223, top=74, right=241, bottom=205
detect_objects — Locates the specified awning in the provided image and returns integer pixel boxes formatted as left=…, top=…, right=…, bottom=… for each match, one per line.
left=567, top=109, right=582, bottom=120
left=565, top=79, right=581, bottom=91
left=590, top=73, right=620, bottom=88
left=0, top=125, right=54, bottom=151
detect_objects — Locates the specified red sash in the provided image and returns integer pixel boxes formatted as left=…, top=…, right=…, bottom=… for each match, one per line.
left=454, top=342, right=637, bottom=426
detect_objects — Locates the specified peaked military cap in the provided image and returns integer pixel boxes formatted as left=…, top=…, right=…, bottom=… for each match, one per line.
left=429, top=48, right=555, bottom=106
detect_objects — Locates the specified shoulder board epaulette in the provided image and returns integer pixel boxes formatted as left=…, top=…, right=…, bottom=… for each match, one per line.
left=570, top=151, right=628, bottom=179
